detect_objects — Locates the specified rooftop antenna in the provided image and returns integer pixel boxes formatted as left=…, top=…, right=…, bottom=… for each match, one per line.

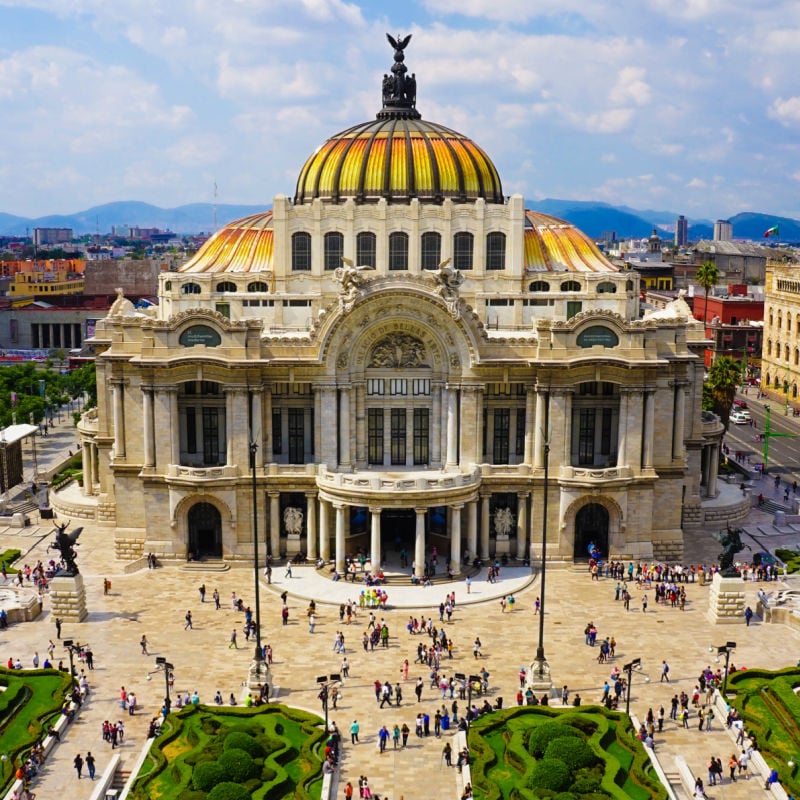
left=213, top=181, right=218, bottom=232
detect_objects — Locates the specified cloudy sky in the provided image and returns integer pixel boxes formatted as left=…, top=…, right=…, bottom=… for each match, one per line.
left=1, top=0, right=799, bottom=220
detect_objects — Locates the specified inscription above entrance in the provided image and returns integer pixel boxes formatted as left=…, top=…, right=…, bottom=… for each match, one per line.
left=179, top=325, right=222, bottom=348
left=576, top=326, right=619, bottom=349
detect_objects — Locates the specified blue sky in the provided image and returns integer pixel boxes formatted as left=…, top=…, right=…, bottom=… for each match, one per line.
left=1, top=0, right=799, bottom=221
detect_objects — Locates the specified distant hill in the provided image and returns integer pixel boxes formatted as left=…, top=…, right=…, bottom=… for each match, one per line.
left=1, top=199, right=798, bottom=241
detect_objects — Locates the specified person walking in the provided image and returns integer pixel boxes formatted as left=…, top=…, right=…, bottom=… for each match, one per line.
left=55, top=617, right=62, bottom=638
left=184, top=610, right=193, bottom=630
left=285, top=560, right=293, bottom=579
left=350, top=719, right=359, bottom=744
left=74, top=752, right=84, bottom=778
left=140, top=635, right=148, bottom=655
left=229, top=629, right=238, bottom=649
left=281, top=605, right=289, bottom=626
left=85, top=751, right=96, bottom=780
left=308, top=613, right=316, bottom=634
left=661, top=661, right=670, bottom=682
left=212, top=588, right=220, bottom=609
left=744, top=606, right=753, bottom=626
left=401, top=722, right=410, bottom=747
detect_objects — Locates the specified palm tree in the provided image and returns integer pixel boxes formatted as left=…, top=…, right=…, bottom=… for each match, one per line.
left=695, top=260, right=719, bottom=329
left=706, top=355, right=742, bottom=429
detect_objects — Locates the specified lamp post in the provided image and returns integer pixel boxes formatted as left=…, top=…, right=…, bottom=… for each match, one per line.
left=62, top=639, right=82, bottom=683
left=155, top=657, right=174, bottom=713
left=531, top=440, right=551, bottom=686
left=623, top=658, right=642, bottom=717
left=247, top=434, right=269, bottom=691
left=454, top=672, right=482, bottom=730
left=716, top=641, right=736, bottom=695
left=316, top=673, right=341, bottom=733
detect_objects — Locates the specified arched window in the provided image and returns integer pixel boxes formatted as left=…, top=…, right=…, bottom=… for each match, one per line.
left=324, top=231, right=344, bottom=271
left=767, top=340, right=772, bottom=357
left=768, top=307, right=774, bottom=327
left=247, top=281, right=268, bottom=293
left=625, top=279, right=634, bottom=291
left=182, top=282, right=201, bottom=295
left=597, top=281, right=617, bottom=294
left=292, top=232, right=311, bottom=271
left=788, top=312, right=792, bottom=329
left=453, top=232, right=474, bottom=270
left=356, top=231, right=376, bottom=268
left=165, top=281, right=172, bottom=291
left=485, top=232, right=506, bottom=270
left=561, top=280, right=581, bottom=292
left=528, top=280, right=550, bottom=292
left=795, top=348, right=799, bottom=366
left=777, top=312, right=782, bottom=330
left=421, top=232, right=441, bottom=269
left=774, top=375, right=780, bottom=389
left=216, top=281, right=236, bottom=293
left=786, top=344, right=791, bottom=361
left=388, top=232, right=409, bottom=271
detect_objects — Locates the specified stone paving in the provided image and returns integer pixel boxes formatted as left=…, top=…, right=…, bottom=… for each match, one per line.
left=2, top=415, right=800, bottom=799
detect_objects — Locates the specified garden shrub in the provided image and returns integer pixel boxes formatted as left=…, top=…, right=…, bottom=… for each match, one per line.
left=570, top=772, right=602, bottom=793
left=177, top=789, right=207, bottom=800
left=528, top=757, right=572, bottom=792
left=553, top=793, right=579, bottom=800
left=207, top=782, right=251, bottom=800
left=557, top=715, right=598, bottom=736
left=192, top=761, right=224, bottom=791
left=224, top=731, right=266, bottom=759
left=262, top=765, right=277, bottom=782
left=527, top=721, right=584, bottom=758
left=217, top=748, right=258, bottom=783
left=544, top=737, right=597, bottom=771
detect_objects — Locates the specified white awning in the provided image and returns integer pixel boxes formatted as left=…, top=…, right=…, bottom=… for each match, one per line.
left=0, top=424, right=39, bottom=445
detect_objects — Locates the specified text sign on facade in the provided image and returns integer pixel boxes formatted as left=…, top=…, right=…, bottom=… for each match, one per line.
left=179, top=325, right=221, bottom=348
left=577, top=326, right=619, bottom=348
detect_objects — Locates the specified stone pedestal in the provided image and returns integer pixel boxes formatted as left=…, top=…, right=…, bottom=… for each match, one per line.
left=706, top=572, right=745, bottom=625
left=246, top=658, right=272, bottom=694
left=285, top=533, right=302, bottom=556
left=494, top=535, right=511, bottom=556
left=527, top=659, right=554, bottom=693
left=50, top=574, right=88, bottom=623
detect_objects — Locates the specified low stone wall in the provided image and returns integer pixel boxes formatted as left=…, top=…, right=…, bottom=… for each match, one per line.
left=50, top=490, right=97, bottom=521
left=702, top=496, right=751, bottom=526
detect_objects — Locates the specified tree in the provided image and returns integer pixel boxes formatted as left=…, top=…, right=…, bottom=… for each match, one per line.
left=706, top=356, right=742, bottom=429
left=695, top=260, right=719, bottom=328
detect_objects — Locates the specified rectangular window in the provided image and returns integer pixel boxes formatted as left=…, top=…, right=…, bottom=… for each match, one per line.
left=389, top=232, right=409, bottom=271
left=186, top=407, right=197, bottom=454
left=421, top=232, right=441, bottom=269
left=357, top=232, right=376, bottom=268
left=272, top=408, right=282, bottom=455
left=367, top=379, right=385, bottom=395
left=492, top=408, right=510, bottom=464
left=368, top=409, right=384, bottom=465
left=578, top=408, right=595, bottom=465
left=453, top=232, right=474, bottom=270
left=215, top=303, right=230, bottom=319
left=291, top=232, right=312, bottom=271
left=412, top=379, right=430, bottom=396
left=600, top=408, right=613, bottom=456
left=390, top=379, right=407, bottom=395
left=486, top=232, right=506, bottom=270
left=566, top=300, right=583, bottom=319
left=391, top=408, right=407, bottom=465
left=324, top=232, right=344, bottom=271
left=516, top=408, right=526, bottom=456
left=288, top=408, right=304, bottom=463
left=202, top=407, right=220, bottom=465
left=413, top=408, right=429, bottom=465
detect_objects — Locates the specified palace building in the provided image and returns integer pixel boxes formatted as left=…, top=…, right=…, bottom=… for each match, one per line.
left=77, top=36, right=714, bottom=572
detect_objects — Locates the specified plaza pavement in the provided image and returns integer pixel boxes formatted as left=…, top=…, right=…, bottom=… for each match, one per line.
left=1, top=415, right=800, bottom=799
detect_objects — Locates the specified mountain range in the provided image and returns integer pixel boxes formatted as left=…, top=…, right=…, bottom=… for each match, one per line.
left=1, top=199, right=798, bottom=243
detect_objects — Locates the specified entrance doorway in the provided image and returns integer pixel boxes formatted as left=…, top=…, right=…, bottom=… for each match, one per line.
left=573, top=503, right=609, bottom=560
left=188, top=502, right=222, bottom=559
left=380, top=509, right=416, bottom=563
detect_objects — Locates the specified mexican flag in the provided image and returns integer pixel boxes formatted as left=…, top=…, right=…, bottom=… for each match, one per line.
left=764, top=225, right=779, bottom=238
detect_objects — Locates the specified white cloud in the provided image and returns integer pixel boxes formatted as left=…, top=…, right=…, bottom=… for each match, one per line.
left=687, top=178, right=707, bottom=189
left=769, top=96, right=800, bottom=126
left=609, top=66, right=652, bottom=106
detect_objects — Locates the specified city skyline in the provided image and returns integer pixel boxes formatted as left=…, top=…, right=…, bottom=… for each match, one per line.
left=1, top=0, right=799, bottom=220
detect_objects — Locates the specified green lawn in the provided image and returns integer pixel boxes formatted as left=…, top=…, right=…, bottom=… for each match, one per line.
left=468, top=705, right=668, bottom=799
left=0, top=549, right=22, bottom=575
left=727, top=667, right=800, bottom=797
left=128, top=703, right=327, bottom=800
left=0, top=668, right=75, bottom=794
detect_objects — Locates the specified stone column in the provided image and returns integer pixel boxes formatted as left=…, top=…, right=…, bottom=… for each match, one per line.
left=414, top=507, right=426, bottom=579
left=153, top=387, right=173, bottom=470
left=480, top=493, right=490, bottom=560
left=269, top=492, right=280, bottom=560
left=142, top=386, right=155, bottom=467
left=616, top=390, right=629, bottom=467
left=81, top=442, right=91, bottom=495
left=226, top=389, right=236, bottom=465
left=111, top=380, right=126, bottom=459
left=339, top=386, right=351, bottom=468
left=319, top=386, right=338, bottom=468
left=524, top=388, right=536, bottom=466
left=708, top=444, right=719, bottom=497
left=370, top=506, right=382, bottom=568
left=643, top=390, right=655, bottom=469
left=467, top=500, right=478, bottom=561
left=460, top=386, right=483, bottom=465
left=563, top=390, right=573, bottom=466
left=355, top=382, right=366, bottom=466
left=445, top=386, right=458, bottom=467
left=305, top=492, right=317, bottom=560
left=264, top=387, right=273, bottom=462
left=169, top=389, right=180, bottom=466
left=672, top=382, right=686, bottom=460
left=250, top=386, right=262, bottom=449
left=431, top=382, right=442, bottom=466
left=450, top=504, right=463, bottom=575
left=629, top=389, right=644, bottom=471
left=516, top=492, right=529, bottom=560
left=319, top=499, right=330, bottom=562
left=334, top=503, right=346, bottom=573
left=92, top=443, right=101, bottom=486
left=533, top=389, right=546, bottom=469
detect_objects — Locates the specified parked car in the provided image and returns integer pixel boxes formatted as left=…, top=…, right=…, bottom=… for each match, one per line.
left=730, top=410, right=751, bottom=424
left=733, top=399, right=748, bottom=409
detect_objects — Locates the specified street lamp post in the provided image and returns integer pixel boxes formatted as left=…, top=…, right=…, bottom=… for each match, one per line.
left=716, top=642, right=736, bottom=695
left=247, top=434, right=269, bottom=691
left=62, top=639, right=82, bottom=683
left=623, top=658, right=642, bottom=717
left=155, top=657, right=174, bottom=713
left=454, top=672, right=482, bottom=731
left=316, top=673, right=341, bottom=733
left=531, top=440, right=552, bottom=687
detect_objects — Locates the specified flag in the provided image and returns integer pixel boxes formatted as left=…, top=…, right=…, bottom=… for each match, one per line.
left=764, top=225, right=779, bottom=238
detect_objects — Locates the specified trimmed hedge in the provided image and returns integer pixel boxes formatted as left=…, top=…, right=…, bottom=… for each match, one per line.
left=207, top=782, right=251, bottom=800
left=223, top=731, right=266, bottom=759
left=191, top=761, right=224, bottom=792
left=528, top=720, right=585, bottom=758
left=544, top=737, right=598, bottom=771
left=529, top=757, right=572, bottom=792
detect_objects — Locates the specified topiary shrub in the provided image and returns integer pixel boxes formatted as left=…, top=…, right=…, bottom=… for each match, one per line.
left=207, top=782, right=251, bottom=800
left=224, top=731, right=266, bottom=759
left=569, top=773, right=602, bottom=794
left=262, top=765, right=277, bottom=782
left=527, top=721, right=584, bottom=758
left=544, top=737, right=598, bottom=771
left=557, top=714, right=598, bottom=736
left=217, top=748, right=259, bottom=783
left=528, top=757, right=572, bottom=792
left=553, top=793, right=579, bottom=800
left=191, top=761, right=225, bottom=791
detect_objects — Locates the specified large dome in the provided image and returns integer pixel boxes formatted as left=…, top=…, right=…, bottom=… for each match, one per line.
left=294, top=34, right=503, bottom=206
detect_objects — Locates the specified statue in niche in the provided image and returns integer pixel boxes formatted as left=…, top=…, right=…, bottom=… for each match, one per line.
left=432, top=259, right=465, bottom=320
left=493, top=507, right=514, bottom=538
left=334, top=257, right=374, bottom=314
left=369, top=333, right=427, bottom=368
left=283, top=506, right=304, bottom=536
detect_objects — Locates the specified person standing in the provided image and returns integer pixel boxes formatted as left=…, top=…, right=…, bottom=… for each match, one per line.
left=350, top=719, right=359, bottom=744
left=140, top=635, right=148, bottom=655
left=465, top=575, right=471, bottom=594
left=32, top=651, right=39, bottom=668
left=401, top=722, right=410, bottom=747
left=212, top=588, right=220, bottom=609
left=229, top=629, right=238, bottom=649
left=55, top=617, right=62, bottom=639
left=85, top=751, right=96, bottom=780
left=415, top=677, right=424, bottom=702
left=199, top=584, right=206, bottom=602
left=285, top=560, right=293, bottom=579
left=309, top=613, right=316, bottom=634
left=281, top=605, right=289, bottom=626
left=744, top=606, right=753, bottom=626
left=85, top=647, right=94, bottom=670
left=73, top=752, right=84, bottom=778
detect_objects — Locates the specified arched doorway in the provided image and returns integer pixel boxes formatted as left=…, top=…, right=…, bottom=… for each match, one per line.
left=188, top=502, right=222, bottom=559
left=574, top=503, right=609, bottom=560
